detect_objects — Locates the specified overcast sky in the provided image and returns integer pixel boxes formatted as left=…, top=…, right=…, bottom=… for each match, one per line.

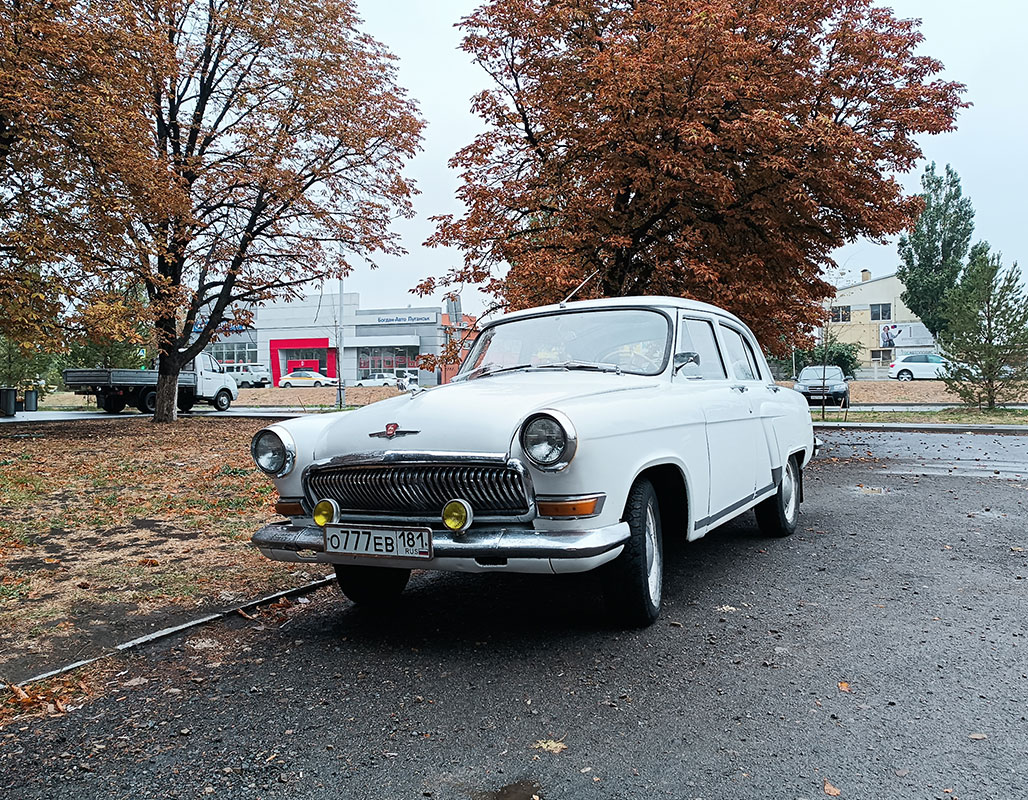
left=351, top=0, right=1026, bottom=313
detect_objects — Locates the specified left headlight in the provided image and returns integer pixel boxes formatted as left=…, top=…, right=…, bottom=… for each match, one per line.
left=519, top=411, right=577, bottom=471
left=251, top=428, right=296, bottom=477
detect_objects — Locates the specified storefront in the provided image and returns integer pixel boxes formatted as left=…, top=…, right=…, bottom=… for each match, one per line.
left=203, top=286, right=450, bottom=386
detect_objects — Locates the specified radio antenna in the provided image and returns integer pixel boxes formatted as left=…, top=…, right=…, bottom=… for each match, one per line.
left=560, top=269, right=600, bottom=307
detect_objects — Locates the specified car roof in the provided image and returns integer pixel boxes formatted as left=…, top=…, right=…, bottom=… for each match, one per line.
left=495, top=295, right=749, bottom=328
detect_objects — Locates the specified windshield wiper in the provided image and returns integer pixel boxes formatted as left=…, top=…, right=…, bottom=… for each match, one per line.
left=535, top=360, right=622, bottom=374
left=454, top=362, right=534, bottom=382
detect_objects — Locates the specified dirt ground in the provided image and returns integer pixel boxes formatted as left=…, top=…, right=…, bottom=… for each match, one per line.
left=0, top=418, right=329, bottom=685
left=41, top=385, right=402, bottom=411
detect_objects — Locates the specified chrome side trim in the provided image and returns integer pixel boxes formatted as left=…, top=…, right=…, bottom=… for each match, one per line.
left=252, top=520, right=630, bottom=560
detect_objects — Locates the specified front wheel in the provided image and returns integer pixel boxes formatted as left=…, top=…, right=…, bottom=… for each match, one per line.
left=897, top=370, right=913, bottom=382
left=213, top=390, right=231, bottom=411
left=313, top=381, right=322, bottom=387
left=602, top=478, right=663, bottom=628
left=755, top=457, right=800, bottom=537
left=333, top=565, right=411, bottom=608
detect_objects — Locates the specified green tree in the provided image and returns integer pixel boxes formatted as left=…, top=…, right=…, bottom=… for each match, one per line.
left=938, top=248, right=1028, bottom=410
left=793, top=336, right=861, bottom=379
left=897, top=163, right=977, bottom=336
left=0, top=335, right=53, bottom=394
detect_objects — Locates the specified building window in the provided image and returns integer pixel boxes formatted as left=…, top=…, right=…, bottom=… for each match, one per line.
left=357, top=345, right=420, bottom=380
left=870, top=303, right=891, bottom=321
left=870, top=349, right=892, bottom=362
left=207, top=342, right=258, bottom=364
left=830, top=306, right=851, bottom=323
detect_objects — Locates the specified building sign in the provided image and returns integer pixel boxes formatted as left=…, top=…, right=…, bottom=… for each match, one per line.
left=880, top=322, right=934, bottom=349
left=373, top=313, right=436, bottom=325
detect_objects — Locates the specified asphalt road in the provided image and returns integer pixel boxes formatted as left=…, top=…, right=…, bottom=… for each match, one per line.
left=2, top=430, right=1026, bottom=800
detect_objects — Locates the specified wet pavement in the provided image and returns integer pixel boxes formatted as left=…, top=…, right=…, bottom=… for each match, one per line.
left=2, top=430, right=1026, bottom=799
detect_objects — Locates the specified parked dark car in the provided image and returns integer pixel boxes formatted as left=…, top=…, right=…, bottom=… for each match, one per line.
left=792, top=365, right=852, bottom=407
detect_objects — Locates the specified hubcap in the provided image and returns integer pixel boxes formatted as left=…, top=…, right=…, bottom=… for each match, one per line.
left=782, top=461, right=798, bottom=523
left=644, top=503, right=662, bottom=605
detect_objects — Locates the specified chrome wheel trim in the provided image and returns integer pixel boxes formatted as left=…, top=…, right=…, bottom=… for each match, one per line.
left=644, top=502, right=661, bottom=606
left=782, top=460, right=798, bottom=523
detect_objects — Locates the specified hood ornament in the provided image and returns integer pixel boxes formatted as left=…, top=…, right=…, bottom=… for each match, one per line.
left=369, top=422, right=419, bottom=440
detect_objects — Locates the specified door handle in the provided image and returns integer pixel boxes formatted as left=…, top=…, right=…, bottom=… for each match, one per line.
left=732, top=385, right=748, bottom=393
left=767, top=384, right=780, bottom=393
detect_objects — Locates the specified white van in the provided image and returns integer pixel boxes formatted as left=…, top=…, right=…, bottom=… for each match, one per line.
left=225, top=363, right=272, bottom=388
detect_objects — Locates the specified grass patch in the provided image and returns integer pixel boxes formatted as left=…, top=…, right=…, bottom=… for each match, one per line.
left=811, top=407, right=1028, bottom=425
left=0, top=417, right=329, bottom=684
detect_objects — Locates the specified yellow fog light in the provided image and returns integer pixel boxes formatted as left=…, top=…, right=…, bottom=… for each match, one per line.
left=312, top=499, right=339, bottom=527
left=441, top=499, right=473, bottom=533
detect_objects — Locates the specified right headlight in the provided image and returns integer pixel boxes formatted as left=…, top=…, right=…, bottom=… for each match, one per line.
left=519, top=411, right=577, bottom=471
left=251, top=428, right=296, bottom=477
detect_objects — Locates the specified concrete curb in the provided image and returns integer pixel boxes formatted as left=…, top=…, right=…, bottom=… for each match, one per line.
left=0, top=575, right=335, bottom=691
left=813, top=421, right=1028, bottom=434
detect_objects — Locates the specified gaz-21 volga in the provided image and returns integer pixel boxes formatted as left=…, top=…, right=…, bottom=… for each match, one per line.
left=250, top=296, right=815, bottom=627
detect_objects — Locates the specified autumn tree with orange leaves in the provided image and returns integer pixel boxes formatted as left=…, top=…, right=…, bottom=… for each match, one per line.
left=420, top=0, right=966, bottom=352
left=0, top=0, right=165, bottom=350
left=87, top=0, right=421, bottom=422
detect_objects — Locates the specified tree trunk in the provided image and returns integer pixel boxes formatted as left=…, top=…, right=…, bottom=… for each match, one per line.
left=153, top=355, right=181, bottom=423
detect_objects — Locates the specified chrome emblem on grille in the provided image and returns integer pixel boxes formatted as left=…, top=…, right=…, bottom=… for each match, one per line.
left=368, top=422, right=419, bottom=439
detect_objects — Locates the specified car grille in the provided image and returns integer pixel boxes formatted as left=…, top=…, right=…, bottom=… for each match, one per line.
left=305, top=463, right=531, bottom=517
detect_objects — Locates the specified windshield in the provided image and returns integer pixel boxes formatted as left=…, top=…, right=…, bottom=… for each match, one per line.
left=798, top=366, right=844, bottom=382
left=458, top=309, right=672, bottom=378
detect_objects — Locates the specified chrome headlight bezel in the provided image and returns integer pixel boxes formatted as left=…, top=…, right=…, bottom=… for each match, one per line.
left=251, top=427, right=297, bottom=477
left=519, top=410, right=578, bottom=472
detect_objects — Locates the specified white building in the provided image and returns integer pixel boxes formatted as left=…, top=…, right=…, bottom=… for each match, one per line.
left=204, top=283, right=448, bottom=387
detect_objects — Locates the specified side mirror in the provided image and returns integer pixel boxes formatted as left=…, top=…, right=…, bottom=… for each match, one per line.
left=845, top=375, right=854, bottom=382
left=674, top=351, right=701, bottom=373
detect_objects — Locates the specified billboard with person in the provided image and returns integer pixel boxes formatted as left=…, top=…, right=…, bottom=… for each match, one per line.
left=879, top=322, right=935, bottom=349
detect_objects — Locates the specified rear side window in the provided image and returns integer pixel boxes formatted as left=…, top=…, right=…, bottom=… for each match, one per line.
left=719, top=325, right=761, bottom=381
left=677, top=317, right=727, bottom=379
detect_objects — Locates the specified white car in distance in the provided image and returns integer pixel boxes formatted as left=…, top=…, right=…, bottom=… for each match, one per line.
left=250, top=297, right=815, bottom=627
left=278, top=370, right=338, bottom=388
left=354, top=372, right=405, bottom=388
left=889, top=354, right=948, bottom=381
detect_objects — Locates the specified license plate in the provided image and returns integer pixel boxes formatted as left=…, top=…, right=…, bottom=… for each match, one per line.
left=324, top=524, right=432, bottom=560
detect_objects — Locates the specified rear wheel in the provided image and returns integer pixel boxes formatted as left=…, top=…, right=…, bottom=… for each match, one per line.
left=281, top=381, right=291, bottom=388
left=755, top=457, right=800, bottom=537
left=137, top=390, right=157, bottom=414
left=603, top=478, right=663, bottom=628
left=213, top=390, right=231, bottom=411
left=101, top=395, right=126, bottom=414
left=897, top=370, right=913, bottom=382
left=333, top=565, right=411, bottom=608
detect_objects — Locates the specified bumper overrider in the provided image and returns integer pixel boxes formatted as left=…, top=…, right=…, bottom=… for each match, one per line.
left=251, top=519, right=630, bottom=573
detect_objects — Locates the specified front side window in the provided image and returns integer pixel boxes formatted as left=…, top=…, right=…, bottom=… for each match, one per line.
left=676, top=317, right=727, bottom=379
left=459, top=309, right=672, bottom=378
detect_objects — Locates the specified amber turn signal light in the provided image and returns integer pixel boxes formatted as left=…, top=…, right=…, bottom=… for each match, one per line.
left=274, top=500, right=305, bottom=517
left=537, top=496, right=603, bottom=518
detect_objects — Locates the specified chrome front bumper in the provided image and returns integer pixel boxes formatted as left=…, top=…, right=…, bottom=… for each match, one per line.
left=252, top=519, right=629, bottom=566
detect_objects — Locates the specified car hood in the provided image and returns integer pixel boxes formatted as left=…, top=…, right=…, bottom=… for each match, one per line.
left=313, top=371, right=661, bottom=459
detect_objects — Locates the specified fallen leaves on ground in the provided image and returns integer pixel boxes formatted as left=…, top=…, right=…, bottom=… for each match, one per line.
left=532, top=739, right=567, bottom=754
left=824, top=780, right=842, bottom=796
left=0, top=418, right=327, bottom=682
left=837, top=681, right=852, bottom=693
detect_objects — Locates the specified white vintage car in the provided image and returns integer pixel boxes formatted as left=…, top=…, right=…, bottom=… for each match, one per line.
left=250, top=297, right=814, bottom=626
